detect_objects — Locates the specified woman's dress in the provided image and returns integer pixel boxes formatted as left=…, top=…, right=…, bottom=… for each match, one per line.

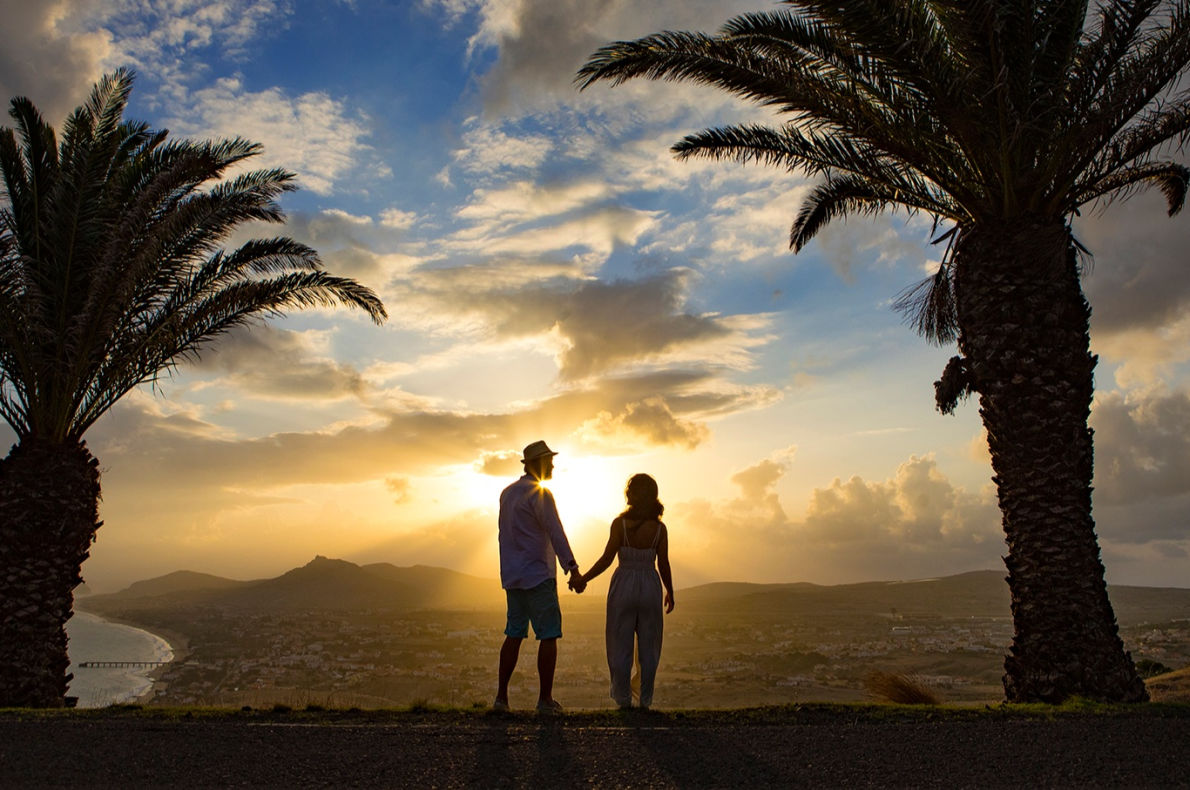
left=605, top=517, right=664, bottom=708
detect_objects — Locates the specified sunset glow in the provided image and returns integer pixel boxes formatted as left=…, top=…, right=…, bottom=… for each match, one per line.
left=3, top=0, right=1188, bottom=593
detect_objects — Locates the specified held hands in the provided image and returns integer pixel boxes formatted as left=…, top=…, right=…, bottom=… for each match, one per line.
left=567, top=568, right=587, bottom=594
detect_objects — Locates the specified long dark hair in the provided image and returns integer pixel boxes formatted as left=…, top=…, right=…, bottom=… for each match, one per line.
left=619, top=473, right=664, bottom=522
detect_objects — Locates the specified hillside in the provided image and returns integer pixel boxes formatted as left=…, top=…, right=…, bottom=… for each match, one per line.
left=81, top=556, right=501, bottom=615
left=81, top=560, right=1190, bottom=627
left=680, top=570, right=1190, bottom=625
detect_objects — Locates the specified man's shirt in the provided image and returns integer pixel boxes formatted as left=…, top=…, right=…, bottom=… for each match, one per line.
left=498, top=474, right=578, bottom=590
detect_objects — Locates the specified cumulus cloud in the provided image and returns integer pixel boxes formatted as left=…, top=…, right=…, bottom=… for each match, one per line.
left=393, top=265, right=771, bottom=380
left=165, top=76, right=373, bottom=195
left=451, top=119, right=554, bottom=177
left=476, top=449, right=521, bottom=477
left=86, top=368, right=773, bottom=498
left=1093, top=389, right=1190, bottom=506
left=812, top=213, right=935, bottom=283
left=0, top=2, right=375, bottom=197
left=186, top=324, right=368, bottom=402
left=423, top=0, right=761, bottom=116
left=1079, top=191, right=1190, bottom=336
left=575, top=396, right=709, bottom=449
left=0, top=0, right=115, bottom=122
left=672, top=453, right=1002, bottom=584
left=282, top=208, right=420, bottom=285
left=804, top=456, right=999, bottom=545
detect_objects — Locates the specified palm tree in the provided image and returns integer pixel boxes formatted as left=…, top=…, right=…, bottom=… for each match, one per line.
left=577, top=0, right=1190, bottom=703
left=0, top=69, right=387, bottom=707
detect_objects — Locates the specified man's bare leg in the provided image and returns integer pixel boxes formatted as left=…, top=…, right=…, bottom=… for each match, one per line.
left=497, top=636, right=522, bottom=705
left=537, top=637, right=557, bottom=704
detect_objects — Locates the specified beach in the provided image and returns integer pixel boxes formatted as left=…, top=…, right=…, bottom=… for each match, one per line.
left=65, top=610, right=176, bottom=708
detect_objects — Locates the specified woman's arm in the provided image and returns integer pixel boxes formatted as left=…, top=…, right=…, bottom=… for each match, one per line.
left=580, top=521, right=621, bottom=585
left=656, top=523, right=674, bottom=613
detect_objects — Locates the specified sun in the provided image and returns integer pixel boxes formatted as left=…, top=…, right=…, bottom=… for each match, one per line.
left=540, top=453, right=626, bottom=539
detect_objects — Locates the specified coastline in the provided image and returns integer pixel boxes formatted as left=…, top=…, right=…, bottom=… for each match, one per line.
left=70, top=606, right=188, bottom=706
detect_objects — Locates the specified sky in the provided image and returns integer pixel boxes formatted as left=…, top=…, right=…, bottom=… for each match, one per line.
left=2, top=0, right=1189, bottom=592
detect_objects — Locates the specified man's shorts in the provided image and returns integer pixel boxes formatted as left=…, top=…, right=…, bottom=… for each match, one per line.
left=504, top=578, right=562, bottom=640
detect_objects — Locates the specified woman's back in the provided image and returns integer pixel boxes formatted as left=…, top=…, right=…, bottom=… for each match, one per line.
left=619, top=517, right=663, bottom=549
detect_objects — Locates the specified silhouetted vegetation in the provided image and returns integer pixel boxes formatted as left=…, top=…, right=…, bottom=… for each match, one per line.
left=577, top=0, right=1190, bottom=704
left=865, top=671, right=942, bottom=705
left=0, top=70, right=386, bottom=708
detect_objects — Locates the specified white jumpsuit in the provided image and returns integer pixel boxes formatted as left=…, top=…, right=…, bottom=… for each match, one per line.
left=605, top=518, right=664, bottom=708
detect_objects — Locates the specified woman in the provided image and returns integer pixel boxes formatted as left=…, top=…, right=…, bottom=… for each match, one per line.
left=578, top=473, right=675, bottom=710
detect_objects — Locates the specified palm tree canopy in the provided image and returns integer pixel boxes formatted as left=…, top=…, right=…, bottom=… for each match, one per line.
left=577, top=0, right=1190, bottom=339
left=0, top=69, right=387, bottom=442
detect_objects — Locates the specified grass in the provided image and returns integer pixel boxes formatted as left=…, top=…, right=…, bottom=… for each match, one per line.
left=864, top=671, right=943, bottom=705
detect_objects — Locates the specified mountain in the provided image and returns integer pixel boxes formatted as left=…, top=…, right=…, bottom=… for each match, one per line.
left=80, top=556, right=502, bottom=614
left=79, top=560, right=1190, bottom=625
left=359, top=562, right=498, bottom=609
left=111, top=570, right=249, bottom=599
left=680, top=570, right=1190, bottom=624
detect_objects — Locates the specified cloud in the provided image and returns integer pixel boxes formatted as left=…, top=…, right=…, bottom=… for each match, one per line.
left=456, top=179, right=614, bottom=225
left=165, top=76, right=373, bottom=195
left=1092, top=389, right=1190, bottom=507
left=1079, top=191, right=1190, bottom=337
left=671, top=453, right=1002, bottom=584
left=0, top=2, right=373, bottom=197
left=282, top=209, right=420, bottom=285
left=86, top=368, right=774, bottom=498
left=450, top=119, right=554, bottom=178
left=392, top=265, right=772, bottom=380
left=575, top=396, right=709, bottom=449
left=1073, top=192, right=1190, bottom=388
left=804, top=455, right=999, bottom=545
left=385, top=476, right=411, bottom=504
left=0, top=0, right=116, bottom=122
left=477, top=449, right=521, bottom=477
left=430, top=0, right=762, bottom=116
left=0, top=0, right=294, bottom=121
left=186, top=324, right=368, bottom=402
left=812, top=213, right=935, bottom=283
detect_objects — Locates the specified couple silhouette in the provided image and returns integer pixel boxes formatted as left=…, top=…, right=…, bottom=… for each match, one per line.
left=493, top=440, right=675, bottom=713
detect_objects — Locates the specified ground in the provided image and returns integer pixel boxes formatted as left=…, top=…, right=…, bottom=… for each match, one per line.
left=2, top=704, right=1188, bottom=788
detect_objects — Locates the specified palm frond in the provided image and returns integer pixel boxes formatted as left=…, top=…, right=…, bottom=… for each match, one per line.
left=892, top=243, right=960, bottom=346
left=0, top=71, right=388, bottom=440
left=791, top=172, right=961, bottom=251
left=1076, top=161, right=1190, bottom=214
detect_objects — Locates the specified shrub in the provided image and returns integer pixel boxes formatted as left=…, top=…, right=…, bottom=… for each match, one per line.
left=864, top=671, right=942, bottom=705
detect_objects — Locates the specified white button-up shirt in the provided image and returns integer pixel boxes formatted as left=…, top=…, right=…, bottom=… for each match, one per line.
left=498, top=474, right=578, bottom=590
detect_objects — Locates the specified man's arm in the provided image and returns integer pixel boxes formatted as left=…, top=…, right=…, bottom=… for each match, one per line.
left=535, top=488, right=582, bottom=589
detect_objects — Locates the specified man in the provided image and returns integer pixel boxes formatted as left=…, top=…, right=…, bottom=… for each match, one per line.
left=494, top=440, right=585, bottom=713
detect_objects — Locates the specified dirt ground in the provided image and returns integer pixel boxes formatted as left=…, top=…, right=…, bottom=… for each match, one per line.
left=2, top=706, right=1188, bottom=788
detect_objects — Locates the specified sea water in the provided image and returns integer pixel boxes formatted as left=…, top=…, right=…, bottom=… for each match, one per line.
left=65, top=610, right=174, bottom=708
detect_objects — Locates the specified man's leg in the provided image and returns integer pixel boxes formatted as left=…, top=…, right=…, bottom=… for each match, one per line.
left=537, top=637, right=557, bottom=704
left=497, top=636, right=522, bottom=705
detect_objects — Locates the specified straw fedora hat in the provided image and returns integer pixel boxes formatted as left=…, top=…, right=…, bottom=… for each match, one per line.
left=521, top=440, right=559, bottom=463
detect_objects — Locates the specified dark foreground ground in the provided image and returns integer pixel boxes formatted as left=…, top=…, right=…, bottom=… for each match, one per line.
left=2, top=705, right=1189, bottom=788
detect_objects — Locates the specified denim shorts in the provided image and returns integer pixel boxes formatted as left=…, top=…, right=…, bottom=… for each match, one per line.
left=504, top=578, right=562, bottom=640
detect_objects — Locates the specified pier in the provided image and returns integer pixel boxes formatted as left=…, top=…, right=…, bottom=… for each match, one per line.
left=77, top=660, right=168, bottom=669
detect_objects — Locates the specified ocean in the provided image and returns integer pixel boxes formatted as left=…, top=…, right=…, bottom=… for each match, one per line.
left=65, top=610, right=174, bottom=708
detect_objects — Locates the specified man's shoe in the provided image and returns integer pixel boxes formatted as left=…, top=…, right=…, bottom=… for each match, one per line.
left=536, top=699, right=563, bottom=714
left=491, top=699, right=509, bottom=712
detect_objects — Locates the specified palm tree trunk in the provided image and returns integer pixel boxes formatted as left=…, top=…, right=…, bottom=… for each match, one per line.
left=953, top=217, right=1147, bottom=703
left=0, top=437, right=101, bottom=707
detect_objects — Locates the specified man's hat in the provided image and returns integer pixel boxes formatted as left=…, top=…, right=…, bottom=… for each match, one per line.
left=521, top=440, right=559, bottom=463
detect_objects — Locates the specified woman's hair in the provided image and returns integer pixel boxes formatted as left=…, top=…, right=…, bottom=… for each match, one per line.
left=620, top=473, right=664, bottom=521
